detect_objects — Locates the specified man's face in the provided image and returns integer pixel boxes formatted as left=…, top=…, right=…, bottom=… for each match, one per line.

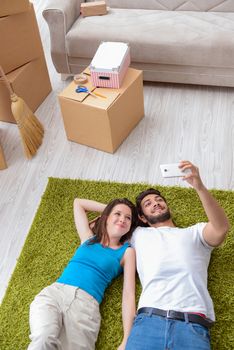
left=140, top=194, right=171, bottom=225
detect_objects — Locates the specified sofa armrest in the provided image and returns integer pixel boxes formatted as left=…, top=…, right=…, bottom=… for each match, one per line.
left=42, top=0, right=82, bottom=74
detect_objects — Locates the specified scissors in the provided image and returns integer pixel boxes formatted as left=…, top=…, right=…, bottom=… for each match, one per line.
left=75, top=85, right=106, bottom=98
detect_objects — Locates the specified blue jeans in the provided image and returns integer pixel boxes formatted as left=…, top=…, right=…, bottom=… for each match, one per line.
left=126, top=313, right=211, bottom=350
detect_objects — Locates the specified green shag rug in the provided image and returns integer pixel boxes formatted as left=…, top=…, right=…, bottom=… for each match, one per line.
left=0, top=178, right=233, bottom=350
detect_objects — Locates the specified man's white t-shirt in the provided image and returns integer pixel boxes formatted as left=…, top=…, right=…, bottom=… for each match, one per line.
left=131, top=223, right=215, bottom=320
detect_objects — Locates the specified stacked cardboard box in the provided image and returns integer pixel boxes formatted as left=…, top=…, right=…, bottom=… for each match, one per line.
left=0, top=0, right=30, bottom=17
left=0, top=144, right=7, bottom=170
left=0, top=1, right=52, bottom=123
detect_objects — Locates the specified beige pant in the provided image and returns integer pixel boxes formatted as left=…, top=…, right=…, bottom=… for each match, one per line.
left=28, top=282, right=101, bottom=350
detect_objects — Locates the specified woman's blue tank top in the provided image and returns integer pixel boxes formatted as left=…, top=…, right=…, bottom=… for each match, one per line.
left=57, top=240, right=130, bottom=303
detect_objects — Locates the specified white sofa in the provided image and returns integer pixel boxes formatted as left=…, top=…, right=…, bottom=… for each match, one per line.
left=43, top=0, right=234, bottom=86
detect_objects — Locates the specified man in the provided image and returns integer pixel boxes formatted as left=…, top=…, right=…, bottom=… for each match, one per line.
left=126, top=160, right=229, bottom=350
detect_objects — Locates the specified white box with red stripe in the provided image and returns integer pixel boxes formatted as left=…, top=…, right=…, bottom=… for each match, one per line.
left=90, top=42, right=130, bottom=88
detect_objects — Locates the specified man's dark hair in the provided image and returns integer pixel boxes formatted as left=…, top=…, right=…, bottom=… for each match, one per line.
left=136, top=188, right=167, bottom=217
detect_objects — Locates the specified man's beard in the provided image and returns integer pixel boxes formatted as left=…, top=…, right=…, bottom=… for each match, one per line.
left=144, top=209, right=171, bottom=225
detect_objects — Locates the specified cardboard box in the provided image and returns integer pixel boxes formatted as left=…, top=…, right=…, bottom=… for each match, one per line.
left=0, top=145, right=7, bottom=170
left=0, top=3, right=44, bottom=74
left=0, top=0, right=30, bottom=17
left=90, top=42, right=130, bottom=88
left=80, top=1, right=107, bottom=17
left=0, top=57, right=52, bottom=123
left=58, top=68, right=144, bottom=153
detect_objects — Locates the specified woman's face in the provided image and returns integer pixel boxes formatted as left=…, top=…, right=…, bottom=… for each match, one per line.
left=106, top=204, right=132, bottom=238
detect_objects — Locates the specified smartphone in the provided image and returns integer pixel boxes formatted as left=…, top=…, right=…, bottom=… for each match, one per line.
left=160, top=163, right=188, bottom=178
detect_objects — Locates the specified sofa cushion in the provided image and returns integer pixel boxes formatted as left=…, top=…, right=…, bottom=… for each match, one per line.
left=66, top=8, right=234, bottom=68
left=85, top=0, right=234, bottom=12
left=104, top=0, right=234, bottom=12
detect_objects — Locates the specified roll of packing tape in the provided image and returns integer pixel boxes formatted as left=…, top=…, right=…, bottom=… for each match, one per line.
left=73, top=73, right=88, bottom=84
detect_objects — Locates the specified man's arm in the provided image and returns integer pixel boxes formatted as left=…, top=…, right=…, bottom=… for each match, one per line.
left=195, top=186, right=229, bottom=246
left=118, top=248, right=136, bottom=350
left=180, top=161, right=230, bottom=247
left=73, top=198, right=106, bottom=243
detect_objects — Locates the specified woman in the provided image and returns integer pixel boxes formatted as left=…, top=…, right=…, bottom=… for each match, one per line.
left=28, top=197, right=138, bottom=350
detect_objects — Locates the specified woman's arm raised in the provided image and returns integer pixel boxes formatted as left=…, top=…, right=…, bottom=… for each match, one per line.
left=118, top=247, right=136, bottom=350
left=73, top=198, right=106, bottom=243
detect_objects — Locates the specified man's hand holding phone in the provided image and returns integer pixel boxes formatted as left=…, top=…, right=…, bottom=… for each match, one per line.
left=160, top=163, right=190, bottom=178
left=160, top=161, right=205, bottom=191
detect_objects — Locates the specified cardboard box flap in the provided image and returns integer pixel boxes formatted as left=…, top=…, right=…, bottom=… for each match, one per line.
left=59, top=81, right=90, bottom=102
left=60, top=81, right=120, bottom=109
left=83, top=89, right=120, bottom=109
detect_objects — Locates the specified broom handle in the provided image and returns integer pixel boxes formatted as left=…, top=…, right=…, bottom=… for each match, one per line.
left=0, top=65, right=15, bottom=95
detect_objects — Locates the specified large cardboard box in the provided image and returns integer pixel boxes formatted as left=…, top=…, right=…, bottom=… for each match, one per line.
left=0, top=0, right=30, bottom=17
left=0, top=57, right=52, bottom=123
left=58, top=68, right=144, bottom=153
left=0, top=3, right=44, bottom=74
left=0, top=145, right=7, bottom=170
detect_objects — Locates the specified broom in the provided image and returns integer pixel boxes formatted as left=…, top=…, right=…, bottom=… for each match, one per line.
left=0, top=65, right=44, bottom=159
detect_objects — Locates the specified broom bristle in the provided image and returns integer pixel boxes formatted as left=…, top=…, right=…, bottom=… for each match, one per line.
left=11, top=94, right=44, bottom=159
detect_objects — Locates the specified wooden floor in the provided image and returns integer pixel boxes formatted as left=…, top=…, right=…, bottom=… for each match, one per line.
left=0, top=0, right=234, bottom=303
